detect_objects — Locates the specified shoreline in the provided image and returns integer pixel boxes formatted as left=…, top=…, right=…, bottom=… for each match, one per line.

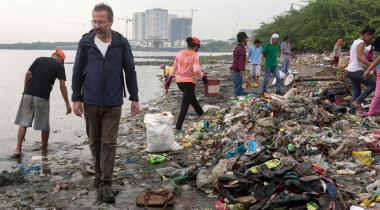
left=1, top=54, right=379, bottom=209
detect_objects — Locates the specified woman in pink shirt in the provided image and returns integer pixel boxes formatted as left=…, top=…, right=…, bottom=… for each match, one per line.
left=165, top=37, right=208, bottom=131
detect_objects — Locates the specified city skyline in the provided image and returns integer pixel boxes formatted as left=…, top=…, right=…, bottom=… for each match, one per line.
left=132, top=9, right=192, bottom=43
left=0, top=0, right=305, bottom=43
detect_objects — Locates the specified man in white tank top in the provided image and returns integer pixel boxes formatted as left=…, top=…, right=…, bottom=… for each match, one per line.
left=346, top=26, right=376, bottom=111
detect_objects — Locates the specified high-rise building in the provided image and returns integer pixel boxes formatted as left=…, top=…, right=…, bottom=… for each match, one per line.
left=170, top=18, right=192, bottom=42
left=145, top=8, right=169, bottom=40
left=168, top=14, right=178, bottom=41
left=132, top=8, right=193, bottom=44
left=132, top=12, right=145, bottom=41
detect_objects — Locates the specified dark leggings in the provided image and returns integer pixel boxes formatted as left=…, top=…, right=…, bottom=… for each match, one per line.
left=346, top=70, right=375, bottom=104
left=176, top=82, right=204, bottom=130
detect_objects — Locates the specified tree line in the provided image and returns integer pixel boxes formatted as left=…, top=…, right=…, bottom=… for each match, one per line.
left=254, top=0, right=380, bottom=52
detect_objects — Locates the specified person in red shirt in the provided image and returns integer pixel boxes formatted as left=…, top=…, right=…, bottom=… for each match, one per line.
left=230, top=32, right=249, bottom=98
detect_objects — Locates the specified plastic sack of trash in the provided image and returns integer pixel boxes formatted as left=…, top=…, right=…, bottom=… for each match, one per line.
left=144, top=112, right=181, bottom=152
left=284, top=74, right=294, bottom=86
left=271, top=70, right=287, bottom=86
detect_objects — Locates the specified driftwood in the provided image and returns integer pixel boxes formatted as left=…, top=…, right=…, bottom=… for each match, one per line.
left=295, top=76, right=336, bottom=82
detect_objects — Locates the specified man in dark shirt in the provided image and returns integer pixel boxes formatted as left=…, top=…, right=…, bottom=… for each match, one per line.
left=14, top=49, right=72, bottom=158
left=230, top=32, right=249, bottom=98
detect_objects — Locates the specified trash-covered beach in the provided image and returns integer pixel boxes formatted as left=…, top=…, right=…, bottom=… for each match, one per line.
left=1, top=54, right=380, bottom=210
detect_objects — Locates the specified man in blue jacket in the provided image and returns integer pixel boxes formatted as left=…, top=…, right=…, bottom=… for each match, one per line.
left=71, top=3, right=139, bottom=203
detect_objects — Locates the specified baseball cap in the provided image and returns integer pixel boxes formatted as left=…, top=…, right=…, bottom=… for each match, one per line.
left=53, top=49, right=66, bottom=60
left=271, top=34, right=280, bottom=39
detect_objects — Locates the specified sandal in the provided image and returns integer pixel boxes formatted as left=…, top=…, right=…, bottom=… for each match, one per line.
left=260, top=164, right=274, bottom=179
left=275, top=161, right=297, bottom=175
left=352, top=102, right=364, bottom=111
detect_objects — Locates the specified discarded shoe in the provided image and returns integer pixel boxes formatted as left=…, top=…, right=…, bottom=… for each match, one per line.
left=274, top=160, right=297, bottom=175
left=136, top=188, right=174, bottom=207
left=260, top=164, right=274, bottom=179
left=100, top=185, right=115, bottom=204
left=247, top=159, right=281, bottom=174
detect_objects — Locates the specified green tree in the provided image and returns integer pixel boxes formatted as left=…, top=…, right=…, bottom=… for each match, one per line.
left=255, top=0, right=380, bottom=52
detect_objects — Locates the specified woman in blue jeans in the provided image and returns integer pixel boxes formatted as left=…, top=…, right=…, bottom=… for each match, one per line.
left=346, top=26, right=376, bottom=111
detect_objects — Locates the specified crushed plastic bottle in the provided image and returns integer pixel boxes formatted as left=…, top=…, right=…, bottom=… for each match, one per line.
left=147, top=154, right=168, bottom=165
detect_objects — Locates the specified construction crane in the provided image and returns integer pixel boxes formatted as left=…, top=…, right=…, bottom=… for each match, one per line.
left=116, top=16, right=132, bottom=38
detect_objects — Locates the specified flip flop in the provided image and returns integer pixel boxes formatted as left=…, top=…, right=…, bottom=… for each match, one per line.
left=326, top=182, right=337, bottom=198
left=274, top=161, right=297, bottom=175
left=244, top=154, right=273, bottom=169
left=249, top=182, right=277, bottom=210
left=284, top=172, right=300, bottom=180
left=260, top=164, right=274, bottom=179
left=271, top=193, right=307, bottom=206
left=284, top=179, right=308, bottom=194
left=319, top=196, right=343, bottom=210
left=294, top=162, right=313, bottom=176
left=249, top=199, right=267, bottom=210
left=352, top=103, right=364, bottom=111
left=300, top=175, right=320, bottom=182
left=248, top=159, right=281, bottom=174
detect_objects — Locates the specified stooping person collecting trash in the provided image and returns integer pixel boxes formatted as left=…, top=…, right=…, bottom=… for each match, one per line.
left=164, top=37, right=208, bottom=132
left=13, top=49, right=71, bottom=159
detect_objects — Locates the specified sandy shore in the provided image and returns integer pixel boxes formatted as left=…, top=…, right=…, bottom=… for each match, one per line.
left=1, top=54, right=379, bottom=209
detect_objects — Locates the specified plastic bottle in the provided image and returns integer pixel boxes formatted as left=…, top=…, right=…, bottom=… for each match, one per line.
left=147, top=154, right=168, bottom=164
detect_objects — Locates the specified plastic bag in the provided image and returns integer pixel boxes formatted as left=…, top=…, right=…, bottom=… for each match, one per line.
left=271, top=70, right=286, bottom=86
left=196, top=168, right=211, bottom=189
left=284, top=74, right=294, bottom=86
left=144, top=112, right=181, bottom=152
left=352, top=151, right=373, bottom=166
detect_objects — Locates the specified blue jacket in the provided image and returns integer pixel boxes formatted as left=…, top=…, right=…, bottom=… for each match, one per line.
left=72, top=30, right=138, bottom=107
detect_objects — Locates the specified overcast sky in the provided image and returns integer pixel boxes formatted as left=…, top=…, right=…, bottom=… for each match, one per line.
left=0, top=0, right=305, bottom=43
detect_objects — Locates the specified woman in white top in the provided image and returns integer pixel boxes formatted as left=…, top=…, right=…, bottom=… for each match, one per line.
left=346, top=26, right=376, bottom=111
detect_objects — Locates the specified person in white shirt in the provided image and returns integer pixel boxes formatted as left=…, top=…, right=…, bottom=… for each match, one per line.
left=346, top=25, right=376, bottom=111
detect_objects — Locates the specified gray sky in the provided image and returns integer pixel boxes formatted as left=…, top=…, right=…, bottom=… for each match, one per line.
left=0, top=0, right=305, bottom=43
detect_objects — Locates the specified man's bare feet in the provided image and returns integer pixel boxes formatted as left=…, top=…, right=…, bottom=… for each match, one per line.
left=11, top=148, right=22, bottom=159
left=42, top=147, right=48, bottom=157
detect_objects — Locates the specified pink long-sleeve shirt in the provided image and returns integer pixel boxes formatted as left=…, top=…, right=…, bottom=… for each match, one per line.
left=170, top=50, right=204, bottom=84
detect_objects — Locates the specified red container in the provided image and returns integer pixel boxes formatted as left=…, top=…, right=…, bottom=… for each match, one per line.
left=204, top=79, right=220, bottom=97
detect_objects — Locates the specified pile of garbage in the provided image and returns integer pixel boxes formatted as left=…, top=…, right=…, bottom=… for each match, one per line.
left=292, top=53, right=332, bottom=67
left=161, top=83, right=380, bottom=209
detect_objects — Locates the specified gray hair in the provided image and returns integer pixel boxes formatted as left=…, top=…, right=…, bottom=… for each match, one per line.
left=93, top=3, right=114, bottom=22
